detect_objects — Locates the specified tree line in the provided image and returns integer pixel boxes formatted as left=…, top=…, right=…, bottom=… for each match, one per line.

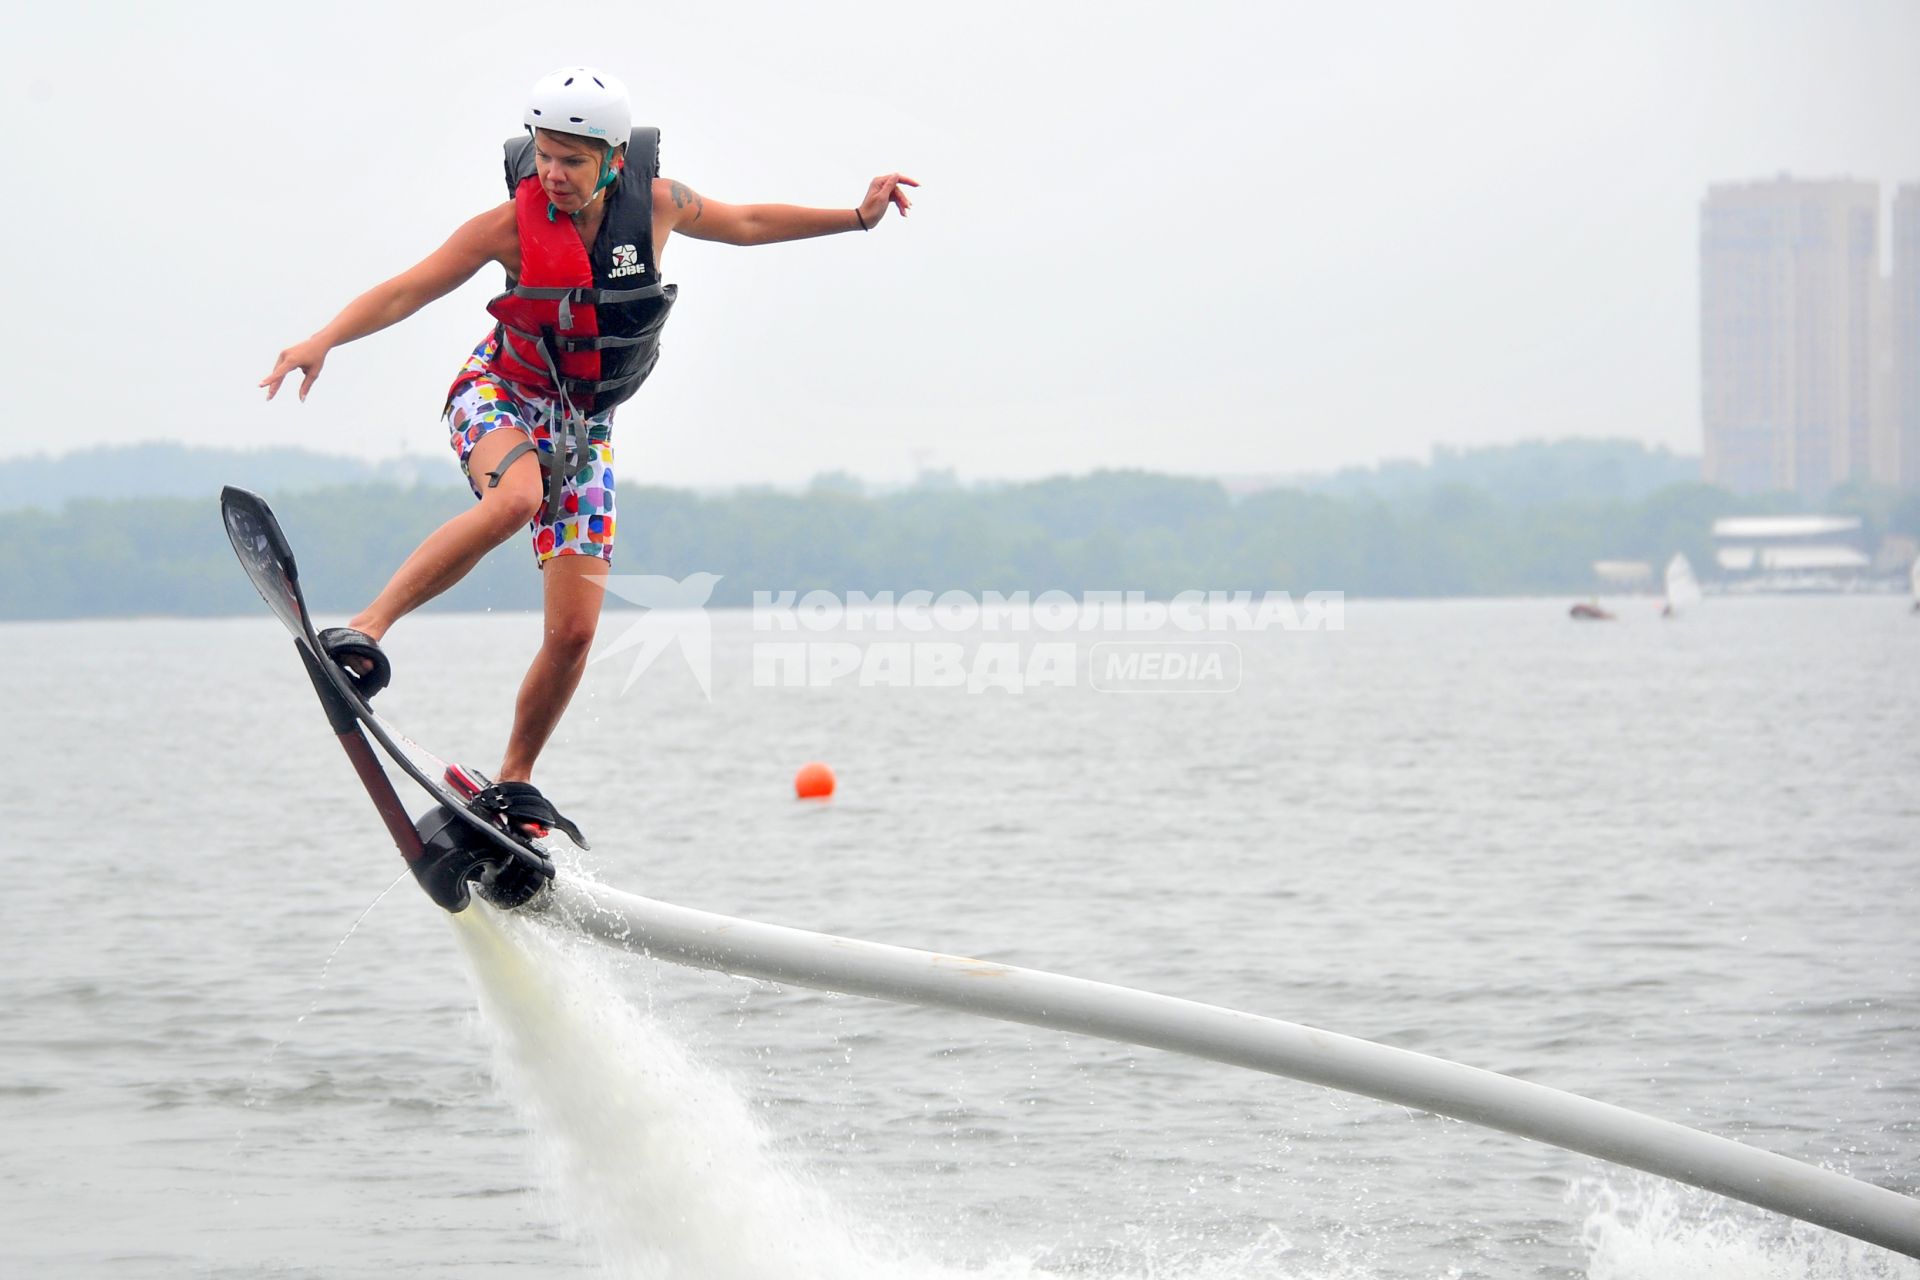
left=5, top=459, right=1914, bottom=621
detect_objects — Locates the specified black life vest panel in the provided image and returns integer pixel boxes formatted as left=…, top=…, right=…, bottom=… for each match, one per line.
left=481, top=127, right=676, bottom=414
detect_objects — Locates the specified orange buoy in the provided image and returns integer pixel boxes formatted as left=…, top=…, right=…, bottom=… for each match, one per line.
left=794, top=761, right=836, bottom=800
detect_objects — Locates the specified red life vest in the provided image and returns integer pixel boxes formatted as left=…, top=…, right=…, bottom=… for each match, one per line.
left=476, top=129, right=676, bottom=415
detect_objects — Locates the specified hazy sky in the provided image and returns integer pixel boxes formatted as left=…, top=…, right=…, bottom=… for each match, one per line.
left=6, top=1, right=1917, bottom=487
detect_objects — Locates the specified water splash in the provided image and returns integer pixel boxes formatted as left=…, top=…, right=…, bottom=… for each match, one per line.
left=448, top=898, right=919, bottom=1279
left=1573, top=1176, right=1920, bottom=1279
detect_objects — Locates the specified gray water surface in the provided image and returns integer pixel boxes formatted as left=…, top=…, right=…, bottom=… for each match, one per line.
left=2, top=597, right=1915, bottom=1278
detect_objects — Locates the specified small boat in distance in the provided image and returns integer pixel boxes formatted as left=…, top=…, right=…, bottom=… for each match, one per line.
left=1570, top=601, right=1614, bottom=621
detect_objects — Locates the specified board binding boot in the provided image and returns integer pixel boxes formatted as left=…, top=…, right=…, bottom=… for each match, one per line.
left=316, top=627, right=391, bottom=700
left=444, top=764, right=591, bottom=850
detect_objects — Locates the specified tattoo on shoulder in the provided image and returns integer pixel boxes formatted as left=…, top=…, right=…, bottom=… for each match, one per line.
left=669, top=181, right=704, bottom=222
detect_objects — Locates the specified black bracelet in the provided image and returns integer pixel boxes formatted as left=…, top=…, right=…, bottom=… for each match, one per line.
left=854, top=207, right=869, bottom=231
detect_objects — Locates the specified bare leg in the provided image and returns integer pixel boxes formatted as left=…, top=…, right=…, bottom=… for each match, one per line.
left=497, top=553, right=609, bottom=783
left=345, top=429, right=545, bottom=641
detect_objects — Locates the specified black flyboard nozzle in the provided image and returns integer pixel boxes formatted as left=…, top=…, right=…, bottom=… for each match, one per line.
left=411, top=806, right=555, bottom=912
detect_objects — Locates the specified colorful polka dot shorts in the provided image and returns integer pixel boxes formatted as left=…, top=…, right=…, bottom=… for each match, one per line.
left=446, top=334, right=618, bottom=566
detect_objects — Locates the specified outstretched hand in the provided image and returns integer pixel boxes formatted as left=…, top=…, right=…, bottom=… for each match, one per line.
left=260, top=337, right=329, bottom=401
left=856, top=173, right=919, bottom=229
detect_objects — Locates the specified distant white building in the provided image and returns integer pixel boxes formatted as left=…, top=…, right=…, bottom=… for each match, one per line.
left=1712, top=514, right=1871, bottom=587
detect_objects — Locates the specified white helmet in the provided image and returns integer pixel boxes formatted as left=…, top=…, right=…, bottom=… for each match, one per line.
left=524, top=67, right=630, bottom=146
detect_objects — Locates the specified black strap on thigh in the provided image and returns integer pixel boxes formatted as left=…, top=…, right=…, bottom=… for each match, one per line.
left=485, top=438, right=544, bottom=489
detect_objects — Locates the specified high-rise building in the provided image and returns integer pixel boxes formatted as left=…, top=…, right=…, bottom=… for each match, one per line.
left=1892, top=185, right=1920, bottom=490
left=1700, top=177, right=1879, bottom=498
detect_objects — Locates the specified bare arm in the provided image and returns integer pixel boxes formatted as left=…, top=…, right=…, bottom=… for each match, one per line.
left=660, top=173, right=917, bottom=247
left=260, top=204, right=515, bottom=401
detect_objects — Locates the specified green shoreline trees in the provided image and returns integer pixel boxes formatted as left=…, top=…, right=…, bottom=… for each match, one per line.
left=3, top=443, right=1913, bottom=621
